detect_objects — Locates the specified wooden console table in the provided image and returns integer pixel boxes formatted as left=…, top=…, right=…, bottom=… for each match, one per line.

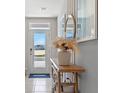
left=50, top=58, right=85, bottom=93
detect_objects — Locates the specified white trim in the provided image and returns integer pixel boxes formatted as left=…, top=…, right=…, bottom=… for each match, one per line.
left=77, top=38, right=97, bottom=43
left=30, top=27, right=50, bottom=30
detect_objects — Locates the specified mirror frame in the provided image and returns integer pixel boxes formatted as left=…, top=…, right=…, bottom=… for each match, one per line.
left=64, top=14, right=77, bottom=39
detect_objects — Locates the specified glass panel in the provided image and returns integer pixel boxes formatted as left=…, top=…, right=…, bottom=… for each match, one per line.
left=33, top=32, right=46, bottom=68
left=60, top=16, right=74, bottom=39
left=66, top=31, right=73, bottom=39
left=77, top=0, right=97, bottom=41
left=66, top=18, right=74, bottom=39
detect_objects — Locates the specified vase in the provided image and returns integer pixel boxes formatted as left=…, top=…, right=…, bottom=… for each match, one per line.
left=58, top=50, right=71, bottom=65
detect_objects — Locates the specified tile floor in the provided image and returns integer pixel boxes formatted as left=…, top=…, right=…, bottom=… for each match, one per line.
left=25, top=76, right=52, bottom=93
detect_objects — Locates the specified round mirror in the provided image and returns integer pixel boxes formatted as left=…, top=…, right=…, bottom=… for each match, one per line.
left=64, top=14, right=76, bottom=39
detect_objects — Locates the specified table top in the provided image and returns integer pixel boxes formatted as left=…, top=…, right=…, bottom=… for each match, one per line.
left=50, top=58, right=85, bottom=72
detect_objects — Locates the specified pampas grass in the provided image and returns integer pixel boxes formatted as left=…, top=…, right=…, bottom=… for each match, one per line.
left=53, top=37, right=79, bottom=52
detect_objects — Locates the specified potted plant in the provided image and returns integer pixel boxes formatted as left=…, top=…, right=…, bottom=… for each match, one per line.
left=53, top=37, right=78, bottom=65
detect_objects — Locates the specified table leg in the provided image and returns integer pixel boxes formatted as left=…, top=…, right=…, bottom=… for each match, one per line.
left=58, top=72, right=61, bottom=93
left=75, top=72, right=78, bottom=93
left=74, top=72, right=78, bottom=93
left=51, top=65, right=53, bottom=78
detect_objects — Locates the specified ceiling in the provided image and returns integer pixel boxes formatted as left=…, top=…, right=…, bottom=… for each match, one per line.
left=25, top=0, right=65, bottom=17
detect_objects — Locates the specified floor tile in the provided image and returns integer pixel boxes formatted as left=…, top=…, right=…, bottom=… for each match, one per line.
left=25, top=77, right=52, bottom=93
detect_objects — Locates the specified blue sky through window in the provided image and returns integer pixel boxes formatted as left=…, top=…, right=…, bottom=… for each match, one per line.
left=34, top=32, right=46, bottom=45
left=66, top=31, right=73, bottom=38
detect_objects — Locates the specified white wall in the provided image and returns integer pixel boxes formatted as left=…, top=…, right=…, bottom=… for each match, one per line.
left=76, top=40, right=98, bottom=93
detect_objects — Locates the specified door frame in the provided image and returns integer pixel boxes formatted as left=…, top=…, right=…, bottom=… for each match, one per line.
left=25, top=17, right=57, bottom=75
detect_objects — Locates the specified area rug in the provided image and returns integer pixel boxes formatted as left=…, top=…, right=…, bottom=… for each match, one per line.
left=29, top=74, right=50, bottom=78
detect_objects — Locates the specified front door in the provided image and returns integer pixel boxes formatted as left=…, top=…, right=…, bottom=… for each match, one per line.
left=28, top=22, right=51, bottom=74
left=26, top=18, right=57, bottom=75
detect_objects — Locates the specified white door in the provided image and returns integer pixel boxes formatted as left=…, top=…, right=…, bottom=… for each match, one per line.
left=26, top=18, right=57, bottom=75
left=29, top=23, right=50, bottom=74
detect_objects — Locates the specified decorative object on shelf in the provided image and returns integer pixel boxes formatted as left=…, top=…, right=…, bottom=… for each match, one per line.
left=53, top=14, right=78, bottom=65
left=53, top=37, right=78, bottom=51
left=58, top=50, right=71, bottom=65
left=64, top=14, right=77, bottom=65
left=53, top=37, right=78, bottom=65
left=64, top=78, right=72, bottom=83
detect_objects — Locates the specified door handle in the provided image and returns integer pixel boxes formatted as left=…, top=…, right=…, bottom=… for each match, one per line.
left=30, top=48, right=32, bottom=55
